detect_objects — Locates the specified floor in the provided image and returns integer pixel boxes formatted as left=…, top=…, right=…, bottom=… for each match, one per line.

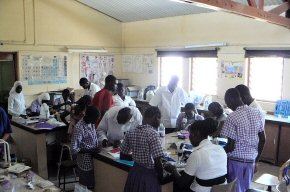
left=49, top=162, right=282, bottom=192
left=251, top=162, right=281, bottom=191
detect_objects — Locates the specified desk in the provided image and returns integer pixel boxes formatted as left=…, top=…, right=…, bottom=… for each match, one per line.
left=0, top=168, right=60, bottom=192
left=93, top=132, right=186, bottom=192
left=11, top=120, right=67, bottom=179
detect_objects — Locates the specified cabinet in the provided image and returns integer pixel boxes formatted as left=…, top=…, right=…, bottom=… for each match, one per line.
left=278, top=125, right=290, bottom=165
left=260, top=122, right=280, bottom=164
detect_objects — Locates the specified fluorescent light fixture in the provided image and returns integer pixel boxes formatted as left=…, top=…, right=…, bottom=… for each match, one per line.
left=185, top=42, right=227, bottom=49
left=67, top=47, right=107, bottom=53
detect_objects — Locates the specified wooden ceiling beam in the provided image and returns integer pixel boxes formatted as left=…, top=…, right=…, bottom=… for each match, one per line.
left=179, top=0, right=290, bottom=28
left=269, top=2, right=290, bottom=15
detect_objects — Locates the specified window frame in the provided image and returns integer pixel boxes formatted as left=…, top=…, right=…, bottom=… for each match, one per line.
left=246, top=57, right=284, bottom=102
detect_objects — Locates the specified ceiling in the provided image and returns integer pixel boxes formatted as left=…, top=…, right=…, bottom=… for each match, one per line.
left=77, top=0, right=284, bottom=22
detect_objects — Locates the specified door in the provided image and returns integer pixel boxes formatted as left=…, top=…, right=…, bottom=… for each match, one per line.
left=0, top=52, right=17, bottom=112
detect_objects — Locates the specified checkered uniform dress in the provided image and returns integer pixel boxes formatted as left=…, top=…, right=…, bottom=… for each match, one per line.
left=71, top=118, right=98, bottom=171
left=121, top=124, right=164, bottom=192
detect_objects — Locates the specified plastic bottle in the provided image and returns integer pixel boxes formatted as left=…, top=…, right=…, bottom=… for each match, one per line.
left=181, top=118, right=187, bottom=130
left=158, top=123, right=166, bottom=137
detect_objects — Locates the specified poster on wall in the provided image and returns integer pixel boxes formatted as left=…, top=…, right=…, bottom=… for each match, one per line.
left=122, top=54, right=154, bottom=74
left=21, top=54, right=68, bottom=85
left=220, top=60, right=243, bottom=79
left=80, top=54, right=115, bottom=88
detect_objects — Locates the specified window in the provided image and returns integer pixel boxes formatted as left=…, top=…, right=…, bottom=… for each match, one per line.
left=191, top=58, right=218, bottom=95
left=247, top=57, right=284, bottom=101
left=159, top=57, right=184, bottom=87
left=158, top=55, right=218, bottom=95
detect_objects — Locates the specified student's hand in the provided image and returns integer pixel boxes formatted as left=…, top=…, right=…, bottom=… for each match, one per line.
left=102, top=139, right=108, bottom=147
left=164, top=163, right=176, bottom=173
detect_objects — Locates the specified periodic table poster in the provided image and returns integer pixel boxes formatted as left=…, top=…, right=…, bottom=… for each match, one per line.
left=21, top=54, right=68, bottom=85
left=80, top=54, right=115, bottom=87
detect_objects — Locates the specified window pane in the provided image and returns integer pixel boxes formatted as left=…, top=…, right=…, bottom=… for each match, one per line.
left=191, top=58, right=218, bottom=95
left=160, top=57, right=183, bottom=86
left=249, top=57, right=283, bottom=101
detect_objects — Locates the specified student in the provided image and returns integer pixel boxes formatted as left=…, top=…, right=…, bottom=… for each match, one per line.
left=113, top=83, right=136, bottom=107
left=71, top=106, right=100, bottom=190
left=8, top=81, right=26, bottom=117
left=165, top=118, right=227, bottom=192
left=221, top=88, right=265, bottom=192
left=67, top=95, right=92, bottom=137
left=208, top=102, right=227, bottom=137
left=120, top=106, right=165, bottom=192
left=0, top=107, right=12, bottom=141
left=79, top=77, right=100, bottom=98
left=30, top=93, right=50, bottom=116
left=176, top=103, right=204, bottom=130
left=149, top=75, right=189, bottom=130
left=97, top=106, right=142, bottom=148
left=235, top=84, right=264, bottom=113
left=53, top=89, right=72, bottom=125
left=53, top=89, right=72, bottom=112
left=92, top=75, right=117, bottom=125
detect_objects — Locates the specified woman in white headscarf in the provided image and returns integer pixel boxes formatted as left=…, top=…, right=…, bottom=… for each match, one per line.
left=30, top=93, right=50, bottom=116
left=8, top=81, right=26, bottom=117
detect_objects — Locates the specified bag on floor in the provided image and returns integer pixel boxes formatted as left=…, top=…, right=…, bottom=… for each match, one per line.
left=74, top=183, right=92, bottom=192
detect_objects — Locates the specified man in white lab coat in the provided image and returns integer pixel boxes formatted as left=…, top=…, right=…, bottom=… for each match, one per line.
left=149, top=75, right=189, bottom=130
left=97, top=106, right=142, bottom=148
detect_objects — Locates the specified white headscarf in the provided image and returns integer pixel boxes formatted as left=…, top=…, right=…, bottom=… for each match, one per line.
left=38, top=93, right=50, bottom=104
left=8, top=81, right=26, bottom=116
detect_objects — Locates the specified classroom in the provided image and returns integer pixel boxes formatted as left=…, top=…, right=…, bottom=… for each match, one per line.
left=0, top=0, right=290, bottom=192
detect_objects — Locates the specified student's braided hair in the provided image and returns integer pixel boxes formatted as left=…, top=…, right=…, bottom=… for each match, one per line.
left=188, top=118, right=218, bottom=138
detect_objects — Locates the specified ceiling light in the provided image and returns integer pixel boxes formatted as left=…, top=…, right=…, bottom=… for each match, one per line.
left=185, top=42, right=227, bottom=48
left=66, top=47, right=107, bottom=53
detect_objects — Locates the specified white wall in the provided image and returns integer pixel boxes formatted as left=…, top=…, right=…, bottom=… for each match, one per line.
left=117, top=12, right=290, bottom=112
left=0, top=0, right=122, bottom=105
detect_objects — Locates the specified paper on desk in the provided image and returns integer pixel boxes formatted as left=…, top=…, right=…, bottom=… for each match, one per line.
left=107, top=152, right=120, bottom=159
left=36, top=180, right=54, bottom=188
left=7, top=164, right=31, bottom=174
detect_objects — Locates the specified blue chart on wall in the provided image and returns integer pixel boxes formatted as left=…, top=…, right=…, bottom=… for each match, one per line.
left=21, top=54, right=68, bottom=85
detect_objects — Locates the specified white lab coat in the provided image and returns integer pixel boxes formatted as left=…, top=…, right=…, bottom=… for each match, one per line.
left=97, top=106, right=142, bottom=143
left=149, top=86, right=189, bottom=128
left=84, top=82, right=100, bottom=98
left=113, top=95, right=136, bottom=107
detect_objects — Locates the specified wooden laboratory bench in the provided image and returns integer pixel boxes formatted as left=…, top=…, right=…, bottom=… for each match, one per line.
left=134, top=99, right=290, bottom=166
left=93, top=132, right=184, bottom=192
left=10, top=119, right=67, bottom=179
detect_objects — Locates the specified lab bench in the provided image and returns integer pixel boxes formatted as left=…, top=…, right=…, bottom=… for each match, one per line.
left=10, top=120, right=67, bottom=179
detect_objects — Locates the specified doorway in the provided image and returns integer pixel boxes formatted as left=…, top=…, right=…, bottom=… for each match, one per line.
left=0, top=52, right=17, bottom=112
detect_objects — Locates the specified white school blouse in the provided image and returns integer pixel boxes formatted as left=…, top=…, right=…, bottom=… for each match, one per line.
left=184, top=139, right=227, bottom=192
left=84, top=82, right=100, bottom=98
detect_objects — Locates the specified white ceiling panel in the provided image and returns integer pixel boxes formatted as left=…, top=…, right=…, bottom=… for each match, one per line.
left=77, top=0, right=284, bottom=22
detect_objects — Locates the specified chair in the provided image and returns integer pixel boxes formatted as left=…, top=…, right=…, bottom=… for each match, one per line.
left=57, top=143, right=78, bottom=191
left=253, top=173, right=280, bottom=192
left=211, top=178, right=237, bottom=192
left=58, top=159, right=78, bottom=191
